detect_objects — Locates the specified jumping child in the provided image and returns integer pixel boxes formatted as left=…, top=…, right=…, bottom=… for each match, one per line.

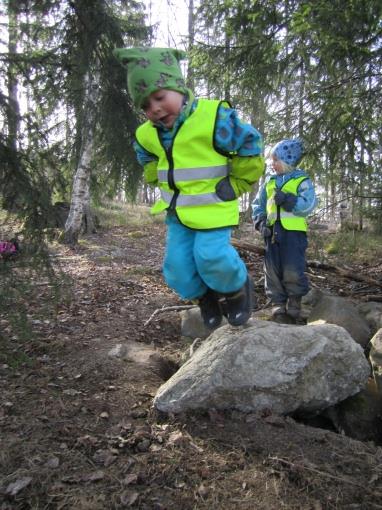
left=114, top=47, right=265, bottom=327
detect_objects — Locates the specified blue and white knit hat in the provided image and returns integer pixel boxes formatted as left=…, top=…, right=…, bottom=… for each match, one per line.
left=271, top=139, right=304, bottom=167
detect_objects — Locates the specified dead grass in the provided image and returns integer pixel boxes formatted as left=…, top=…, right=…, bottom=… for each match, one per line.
left=95, top=201, right=164, bottom=229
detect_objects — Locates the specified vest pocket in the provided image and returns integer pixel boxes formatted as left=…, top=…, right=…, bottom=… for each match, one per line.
left=215, top=177, right=236, bottom=201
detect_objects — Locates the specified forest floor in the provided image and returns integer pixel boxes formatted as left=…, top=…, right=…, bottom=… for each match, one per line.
left=1, top=211, right=382, bottom=509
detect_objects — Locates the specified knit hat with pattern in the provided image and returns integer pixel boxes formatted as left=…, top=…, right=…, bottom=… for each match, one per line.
left=271, top=139, right=305, bottom=167
left=113, top=47, right=188, bottom=109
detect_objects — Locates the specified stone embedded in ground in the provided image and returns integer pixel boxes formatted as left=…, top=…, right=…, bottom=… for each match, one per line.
left=180, top=306, right=227, bottom=340
left=154, top=319, right=370, bottom=415
left=307, top=293, right=371, bottom=347
left=358, top=302, right=382, bottom=336
left=324, top=378, right=382, bottom=443
left=108, top=340, right=177, bottom=380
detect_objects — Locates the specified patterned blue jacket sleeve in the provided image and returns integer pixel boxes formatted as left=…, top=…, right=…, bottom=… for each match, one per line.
left=133, top=139, right=157, bottom=166
left=294, top=177, right=317, bottom=217
left=215, top=105, right=263, bottom=156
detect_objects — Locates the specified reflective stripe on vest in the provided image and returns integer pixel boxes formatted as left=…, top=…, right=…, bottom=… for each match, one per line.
left=266, top=176, right=308, bottom=231
left=160, top=189, right=223, bottom=206
left=157, top=165, right=228, bottom=183
left=136, top=99, right=239, bottom=229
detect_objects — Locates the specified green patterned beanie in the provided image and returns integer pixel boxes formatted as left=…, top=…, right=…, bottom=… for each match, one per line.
left=113, top=47, right=188, bottom=109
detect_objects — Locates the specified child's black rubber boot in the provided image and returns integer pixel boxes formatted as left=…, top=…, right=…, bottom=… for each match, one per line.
left=287, top=296, right=302, bottom=320
left=198, top=288, right=223, bottom=329
left=224, top=276, right=253, bottom=327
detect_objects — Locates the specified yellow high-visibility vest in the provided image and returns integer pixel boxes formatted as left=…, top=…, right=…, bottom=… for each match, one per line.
left=266, top=176, right=308, bottom=231
left=135, top=99, right=239, bottom=229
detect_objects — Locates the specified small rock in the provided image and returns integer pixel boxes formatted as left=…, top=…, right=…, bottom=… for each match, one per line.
left=5, top=477, right=33, bottom=496
left=136, top=439, right=151, bottom=452
left=130, top=408, right=147, bottom=419
left=45, top=456, right=60, bottom=469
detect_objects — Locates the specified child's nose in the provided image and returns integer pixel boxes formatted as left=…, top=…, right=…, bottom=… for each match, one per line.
left=151, top=102, right=161, bottom=114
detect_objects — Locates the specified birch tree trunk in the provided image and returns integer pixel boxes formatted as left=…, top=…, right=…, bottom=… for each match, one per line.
left=64, top=67, right=100, bottom=245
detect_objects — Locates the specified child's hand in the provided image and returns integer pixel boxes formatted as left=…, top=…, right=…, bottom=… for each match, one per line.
left=254, top=218, right=271, bottom=238
left=274, top=190, right=287, bottom=205
left=260, top=223, right=272, bottom=238
left=282, top=193, right=297, bottom=211
left=274, top=190, right=297, bottom=212
left=215, top=177, right=236, bottom=201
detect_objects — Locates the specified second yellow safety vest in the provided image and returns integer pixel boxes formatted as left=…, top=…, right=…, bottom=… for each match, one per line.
left=266, top=176, right=308, bottom=231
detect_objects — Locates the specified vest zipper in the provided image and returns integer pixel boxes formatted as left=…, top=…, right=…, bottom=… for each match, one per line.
left=276, top=184, right=282, bottom=222
left=166, top=148, right=179, bottom=210
left=272, top=183, right=282, bottom=244
left=157, top=124, right=182, bottom=211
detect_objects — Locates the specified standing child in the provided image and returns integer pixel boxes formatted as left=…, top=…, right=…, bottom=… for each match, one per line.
left=114, top=47, right=264, bottom=328
left=252, top=139, right=317, bottom=322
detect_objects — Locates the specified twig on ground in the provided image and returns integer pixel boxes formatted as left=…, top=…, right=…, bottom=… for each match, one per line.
left=144, top=305, right=196, bottom=326
left=364, top=294, right=382, bottom=302
left=269, top=456, right=382, bottom=496
left=306, top=271, right=326, bottom=280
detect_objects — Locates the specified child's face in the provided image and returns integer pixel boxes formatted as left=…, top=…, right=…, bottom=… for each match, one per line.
left=142, top=89, right=185, bottom=129
left=271, top=155, right=286, bottom=175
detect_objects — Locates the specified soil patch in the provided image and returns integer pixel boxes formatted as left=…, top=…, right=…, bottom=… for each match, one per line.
left=1, top=222, right=382, bottom=509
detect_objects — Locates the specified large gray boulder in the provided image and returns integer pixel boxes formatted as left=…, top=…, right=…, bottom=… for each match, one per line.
left=154, top=319, right=370, bottom=415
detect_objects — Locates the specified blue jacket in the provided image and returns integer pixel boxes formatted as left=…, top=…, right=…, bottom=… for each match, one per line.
left=252, top=168, right=317, bottom=224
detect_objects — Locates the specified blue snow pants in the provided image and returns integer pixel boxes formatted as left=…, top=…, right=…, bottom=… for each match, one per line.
left=264, top=225, right=309, bottom=304
left=163, top=214, right=248, bottom=300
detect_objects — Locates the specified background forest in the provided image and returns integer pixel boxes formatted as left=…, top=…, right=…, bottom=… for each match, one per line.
left=0, top=0, right=381, bottom=326
left=1, top=0, right=381, bottom=239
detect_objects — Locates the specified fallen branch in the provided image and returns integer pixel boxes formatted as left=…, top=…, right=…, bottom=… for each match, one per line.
left=144, top=305, right=196, bottom=326
left=308, top=260, right=382, bottom=288
left=364, top=294, right=382, bottom=302
left=231, top=238, right=264, bottom=256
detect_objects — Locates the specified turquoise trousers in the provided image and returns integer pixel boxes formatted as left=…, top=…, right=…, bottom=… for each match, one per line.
left=163, top=214, right=248, bottom=300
